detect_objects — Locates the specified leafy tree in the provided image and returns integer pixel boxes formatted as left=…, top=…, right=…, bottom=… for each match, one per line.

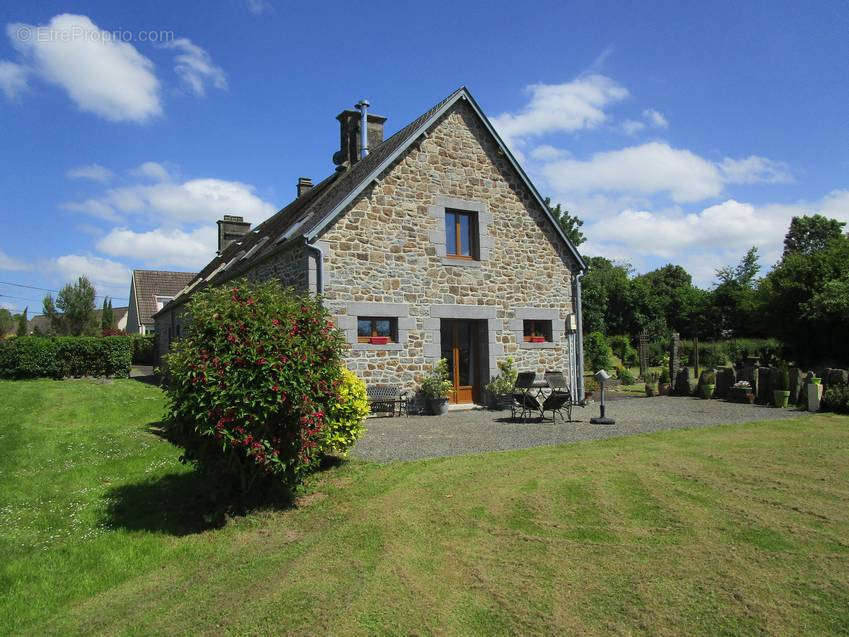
left=712, top=247, right=761, bottom=337
left=580, top=257, right=631, bottom=335
left=0, top=308, right=13, bottom=337
left=783, top=214, right=847, bottom=257
left=101, top=297, right=115, bottom=331
left=16, top=307, right=28, bottom=336
left=42, top=276, right=98, bottom=336
left=544, top=197, right=586, bottom=246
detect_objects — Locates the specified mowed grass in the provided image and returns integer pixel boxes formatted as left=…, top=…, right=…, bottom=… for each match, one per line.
left=2, top=380, right=849, bottom=635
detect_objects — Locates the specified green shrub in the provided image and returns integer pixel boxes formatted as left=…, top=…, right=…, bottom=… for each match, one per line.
left=701, top=370, right=716, bottom=385
left=0, top=336, right=131, bottom=378
left=164, top=280, right=355, bottom=507
left=420, top=358, right=452, bottom=399
left=679, top=341, right=728, bottom=368
left=321, top=368, right=370, bottom=456
left=727, top=338, right=783, bottom=366
left=485, top=356, right=517, bottom=395
left=618, top=368, right=636, bottom=385
left=659, top=366, right=670, bottom=384
left=132, top=334, right=155, bottom=365
left=647, top=341, right=666, bottom=366
left=584, top=332, right=613, bottom=373
left=609, top=335, right=639, bottom=368
left=823, top=385, right=849, bottom=414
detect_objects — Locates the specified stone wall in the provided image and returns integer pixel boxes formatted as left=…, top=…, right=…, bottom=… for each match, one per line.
left=245, top=243, right=309, bottom=293
left=317, top=100, right=579, bottom=397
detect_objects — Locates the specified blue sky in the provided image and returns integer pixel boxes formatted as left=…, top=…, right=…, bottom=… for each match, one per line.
left=1, top=0, right=847, bottom=311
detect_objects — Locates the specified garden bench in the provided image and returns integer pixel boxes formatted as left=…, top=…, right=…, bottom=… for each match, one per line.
left=366, top=384, right=408, bottom=417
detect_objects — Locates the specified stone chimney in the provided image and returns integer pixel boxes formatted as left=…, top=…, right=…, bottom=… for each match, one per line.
left=332, top=109, right=386, bottom=168
left=296, top=177, right=313, bottom=197
left=217, top=215, right=251, bottom=254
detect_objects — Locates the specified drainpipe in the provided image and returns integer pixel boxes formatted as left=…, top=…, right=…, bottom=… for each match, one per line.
left=305, top=241, right=325, bottom=295
left=355, top=99, right=369, bottom=159
left=575, top=271, right=586, bottom=403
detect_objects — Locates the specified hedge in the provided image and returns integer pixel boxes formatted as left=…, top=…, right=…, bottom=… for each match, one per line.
left=132, top=334, right=155, bottom=365
left=0, top=336, right=132, bottom=379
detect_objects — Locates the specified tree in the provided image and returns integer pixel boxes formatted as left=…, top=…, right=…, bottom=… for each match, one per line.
left=712, top=247, right=761, bottom=337
left=42, top=276, right=98, bottom=336
left=783, top=214, right=846, bottom=257
left=544, top=197, right=586, bottom=246
left=101, top=297, right=115, bottom=331
left=0, top=308, right=13, bottom=337
left=580, top=256, right=631, bottom=335
left=16, top=307, right=28, bottom=336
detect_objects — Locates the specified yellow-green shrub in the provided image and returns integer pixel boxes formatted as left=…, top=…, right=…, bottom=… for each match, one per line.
left=321, top=368, right=369, bottom=456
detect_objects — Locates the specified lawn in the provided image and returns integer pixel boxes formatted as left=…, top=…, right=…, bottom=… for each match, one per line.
left=2, top=379, right=849, bottom=635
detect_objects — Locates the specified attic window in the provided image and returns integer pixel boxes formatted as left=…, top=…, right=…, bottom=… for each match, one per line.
left=444, top=210, right=478, bottom=259
left=155, top=296, right=174, bottom=312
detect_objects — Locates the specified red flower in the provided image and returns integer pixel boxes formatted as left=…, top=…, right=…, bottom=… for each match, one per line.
left=272, top=318, right=280, bottom=326
left=272, top=384, right=279, bottom=392
left=257, top=358, right=267, bottom=366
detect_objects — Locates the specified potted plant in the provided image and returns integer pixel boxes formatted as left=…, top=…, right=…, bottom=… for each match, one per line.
left=420, top=358, right=453, bottom=415
left=645, top=371, right=659, bottom=397
left=658, top=367, right=670, bottom=395
left=773, top=365, right=791, bottom=408
left=485, top=356, right=517, bottom=410
left=730, top=380, right=754, bottom=404
left=701, top=371, right=716, bottom=399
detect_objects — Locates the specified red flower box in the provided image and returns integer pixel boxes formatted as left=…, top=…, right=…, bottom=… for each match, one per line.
left=530, top=336, right=546, bottom=343
left=370, top=336, right=390, bottom=345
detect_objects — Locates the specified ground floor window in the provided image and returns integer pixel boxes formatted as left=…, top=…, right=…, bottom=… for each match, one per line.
left=357, top=317, right=398, bottom=343
left=523, top=319, right=552, bottom=342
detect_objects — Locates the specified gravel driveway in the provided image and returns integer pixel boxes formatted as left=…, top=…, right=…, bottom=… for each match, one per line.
left=351, top=396, right=805, bottom=462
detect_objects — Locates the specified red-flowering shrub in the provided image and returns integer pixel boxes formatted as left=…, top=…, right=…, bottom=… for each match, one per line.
left=164, top=280, right=349, bottom=506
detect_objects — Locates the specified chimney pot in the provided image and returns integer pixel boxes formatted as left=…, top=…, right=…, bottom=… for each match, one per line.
left=297, top=177, right=313, bottom=197
left=217, top=215, right=251, bottom=254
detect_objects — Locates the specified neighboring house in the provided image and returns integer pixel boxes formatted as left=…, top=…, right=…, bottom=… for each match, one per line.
left=154, top=87, right=587, bottom=404
left=26, top=307, right=127, bottom=334
left=127, top=271, right=197, bottom=335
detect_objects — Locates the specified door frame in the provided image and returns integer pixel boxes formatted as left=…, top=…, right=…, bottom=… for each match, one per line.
left=441, top=319, right=481, bottom=404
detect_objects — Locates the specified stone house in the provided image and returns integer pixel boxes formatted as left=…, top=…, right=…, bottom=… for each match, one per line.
left=153, top=87, right=587, bottom=405
left=128, top=270, right=197, bottom=335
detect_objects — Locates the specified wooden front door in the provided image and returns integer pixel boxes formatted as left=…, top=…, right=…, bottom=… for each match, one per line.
left=440, top=319, right=479, bottom=404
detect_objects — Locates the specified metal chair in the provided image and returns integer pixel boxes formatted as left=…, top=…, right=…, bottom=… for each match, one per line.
left=511, top=372, right=542, bottom=421
left=366, top=384, right=408, bottom=417
left=543, top=371, right=574, bottom=422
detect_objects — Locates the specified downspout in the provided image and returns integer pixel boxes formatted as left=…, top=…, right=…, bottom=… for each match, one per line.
left=575, top=271, right=586, bottom=403
left=305, top=241, right=325, bottom=295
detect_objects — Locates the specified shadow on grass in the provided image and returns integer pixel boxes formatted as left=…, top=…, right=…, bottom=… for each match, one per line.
left=104, top=422, right=342, bottom=536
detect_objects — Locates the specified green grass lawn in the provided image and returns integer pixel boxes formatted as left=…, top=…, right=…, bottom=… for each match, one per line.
left=2, top=379, right=849, bottom=635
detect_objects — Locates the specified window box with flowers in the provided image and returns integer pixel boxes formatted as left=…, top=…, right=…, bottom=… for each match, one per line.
left=729, top=380, right=754, bottom=404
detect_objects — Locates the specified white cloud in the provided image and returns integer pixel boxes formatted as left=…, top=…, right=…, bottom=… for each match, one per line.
left=130, top=161, right=172, bottom=181
left=621, top=119, right=646, bottom=135
left=64, top=175, right=276, bottom=224
left=8, top=14, right=161, bottom=122
left=0, top=250, right=28, bottom=271
left=246, top=0, right=272, bottom=14
left=719, top=155, right=793, bottom=185
left=529, top=144, right=568, bottom=161
left=492, top=75, right=629, bottom=148
left=97, top=226, right=217, bottom=269
left=161, top=38, right=227, bottom=97
left=67, top=163, right=113, bottom=182
left=0, top=60, right=27, bottom=99
left=643, top=108, right=668, bottom=128
left=54, top=254, right=130, bottom=296
left=544, top=141, right=724, bottom=203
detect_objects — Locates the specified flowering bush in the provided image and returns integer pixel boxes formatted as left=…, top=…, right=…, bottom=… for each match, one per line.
left=164, top=279, right=361, bottom=507
left=321, top=368, right=369, bottom=455
left=732, top=380, right=752, bottom=391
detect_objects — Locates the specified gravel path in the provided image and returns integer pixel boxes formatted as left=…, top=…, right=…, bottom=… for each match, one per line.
left=351, top=396, right=805, bottom=462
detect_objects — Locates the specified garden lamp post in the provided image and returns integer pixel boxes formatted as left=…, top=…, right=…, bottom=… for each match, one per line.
left=590, top=369, right=615, bottom=425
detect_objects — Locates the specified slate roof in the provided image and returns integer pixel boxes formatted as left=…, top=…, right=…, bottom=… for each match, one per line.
left=155, top=86, right=585, bottom=317
left=133, top=270, right=197, bottom=325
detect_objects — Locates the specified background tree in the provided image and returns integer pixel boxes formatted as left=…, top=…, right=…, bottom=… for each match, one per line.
left=544, top=196, right=586, bottom=246
left=101, top=298, right=115, bottom=331
left=0, top=308, right=13, bottom=337
left=579, top=256, right=631, bottom=335
left=712, top=246, right=761, bottom=337
left=16, top=307, right=28, bottom=336
left=42, top=276, right=98, bottom=336
left=783, top=214, right=847, bottom=257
